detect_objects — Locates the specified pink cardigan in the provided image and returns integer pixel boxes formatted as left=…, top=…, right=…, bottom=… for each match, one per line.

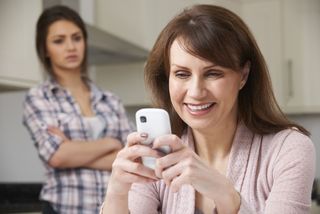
left=128, top=123, right=315, bottom=214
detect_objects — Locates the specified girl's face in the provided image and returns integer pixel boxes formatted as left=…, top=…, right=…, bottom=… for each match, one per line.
left=46, top=20, right=85, bottom=74
left=169, top=39, right=248, bottom=132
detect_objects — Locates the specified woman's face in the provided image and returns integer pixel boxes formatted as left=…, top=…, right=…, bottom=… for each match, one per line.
left=169, top=39, right=248, bottom=131
left=46, top=20, right=85, bottom=73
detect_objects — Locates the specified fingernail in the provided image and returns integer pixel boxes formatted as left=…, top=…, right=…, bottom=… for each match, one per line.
left=140, top=133, right=148, bottom=138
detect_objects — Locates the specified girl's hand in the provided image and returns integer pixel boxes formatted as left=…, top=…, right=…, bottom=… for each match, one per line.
left=107, top=132, right=161, bottom=196
left=47, top=126, right=69, bottom=142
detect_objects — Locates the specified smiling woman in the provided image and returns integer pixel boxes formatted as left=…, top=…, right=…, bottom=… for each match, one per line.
left=22, top=5, right=132, bottom=214
left=168, top=39, right=249, bottom=132
left=102, top=4, right=315, bottom=214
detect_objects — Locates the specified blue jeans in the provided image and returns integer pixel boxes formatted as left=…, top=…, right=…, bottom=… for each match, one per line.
left=42, top=201, right=57, bottom=214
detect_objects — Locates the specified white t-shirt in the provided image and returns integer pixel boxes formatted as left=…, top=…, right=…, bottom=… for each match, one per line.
left=83, top=116, right=105, bottom=140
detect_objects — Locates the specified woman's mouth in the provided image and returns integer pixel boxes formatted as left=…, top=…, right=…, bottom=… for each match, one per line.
left=185, top=103, right=215, bottom=115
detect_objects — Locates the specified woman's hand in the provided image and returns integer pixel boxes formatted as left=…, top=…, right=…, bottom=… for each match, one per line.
left=153, top=134, right=240, bottom=213
left=107, top=132, right=161, bottom=196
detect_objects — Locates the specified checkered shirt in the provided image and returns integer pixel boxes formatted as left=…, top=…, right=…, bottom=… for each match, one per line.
left=23, top=78, right=133, bottom=214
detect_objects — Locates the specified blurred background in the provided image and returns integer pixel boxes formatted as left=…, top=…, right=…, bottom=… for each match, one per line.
left=0, top=0, right=319, bottom=213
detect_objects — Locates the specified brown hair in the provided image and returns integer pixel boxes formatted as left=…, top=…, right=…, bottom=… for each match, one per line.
left=36, top=5, right=88, bottom=78
left=145, top=4, right=309, bottom=136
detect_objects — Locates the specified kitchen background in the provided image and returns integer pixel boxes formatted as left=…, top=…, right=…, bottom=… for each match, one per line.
left=0, top=0, right=319, bottom=213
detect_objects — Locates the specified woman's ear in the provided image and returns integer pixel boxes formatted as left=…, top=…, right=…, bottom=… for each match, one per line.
left=239, top=61, right=250, bottom=90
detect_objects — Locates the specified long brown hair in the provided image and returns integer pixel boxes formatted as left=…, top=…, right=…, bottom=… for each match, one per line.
left=36, top=5, right=88, bottom=78
left=145, top=4, right=309, bottom=136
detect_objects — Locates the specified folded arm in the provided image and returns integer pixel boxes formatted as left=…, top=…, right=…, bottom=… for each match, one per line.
left=48, top=126, right=122, bottom=169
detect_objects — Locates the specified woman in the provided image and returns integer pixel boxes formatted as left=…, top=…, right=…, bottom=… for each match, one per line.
left=22, top=5, right=132, bottom=214
left=102, top=4, right=315, bottom=214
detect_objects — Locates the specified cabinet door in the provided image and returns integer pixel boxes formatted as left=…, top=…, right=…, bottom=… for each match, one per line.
left=0, top=0, right=43, bottom=89
left=242, top=0, right=320, bottom=114
left=241, top=0, right=285, bottom=108
left=283, top=0, right=320, bottom=113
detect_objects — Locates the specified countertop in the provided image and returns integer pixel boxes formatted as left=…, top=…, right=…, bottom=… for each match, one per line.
left=0, top=183, right=42, bottom=213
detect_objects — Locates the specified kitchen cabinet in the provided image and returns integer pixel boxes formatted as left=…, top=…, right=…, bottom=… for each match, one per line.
left=282, top=0, right=320, bottom=113
left=95, top=0, right=150, bottom=50
left=0, top=0, right=43, bottom=89
left=242, top=0, right=284, bottom=106
left=242, top=0, right=320, bottom=114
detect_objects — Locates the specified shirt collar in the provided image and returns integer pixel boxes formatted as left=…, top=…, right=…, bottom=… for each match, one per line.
left=225, top=121, right=255, bottom=191
left=44, top=77, right=62, bottom=92
left=43, top=78, right=106, bottom=103
left=88, top=81, right=106, bottom=104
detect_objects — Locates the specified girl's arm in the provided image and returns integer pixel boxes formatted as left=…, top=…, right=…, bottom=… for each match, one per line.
left=48, top=127, right=122, bottom=169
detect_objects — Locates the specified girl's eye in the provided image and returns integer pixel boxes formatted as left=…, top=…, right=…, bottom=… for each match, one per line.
left=174, top=71, right=190, bottom=79
left=53, top=39, right=63, bottom=44
left=73, top=35, right=82, bottom=42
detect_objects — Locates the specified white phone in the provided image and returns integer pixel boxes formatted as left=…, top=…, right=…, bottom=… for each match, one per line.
left=135, top=108, right=172, bottom=169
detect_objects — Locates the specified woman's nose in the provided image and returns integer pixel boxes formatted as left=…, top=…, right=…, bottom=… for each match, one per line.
left=187, top=78, right=206, bottom=99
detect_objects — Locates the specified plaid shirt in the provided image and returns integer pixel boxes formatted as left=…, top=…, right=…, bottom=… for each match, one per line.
left=23, top=79, right=133, bottom=214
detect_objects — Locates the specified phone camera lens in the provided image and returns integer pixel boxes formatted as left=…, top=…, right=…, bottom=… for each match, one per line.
left=140, top=116, right=147, bottom=123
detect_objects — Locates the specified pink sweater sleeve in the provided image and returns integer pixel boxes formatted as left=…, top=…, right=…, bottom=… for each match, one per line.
left=239, top=131, right=316, bottom=213
left=128, top=182, right=160, bottom=214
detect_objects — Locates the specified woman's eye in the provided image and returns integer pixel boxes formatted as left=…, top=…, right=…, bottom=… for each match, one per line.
left=174, top=71, right=190, bottom=79
left=206, top=71, right=222, bottom=78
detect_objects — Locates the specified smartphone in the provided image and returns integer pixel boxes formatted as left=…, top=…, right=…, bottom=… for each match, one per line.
left=135, top=108, right=172, bottom=169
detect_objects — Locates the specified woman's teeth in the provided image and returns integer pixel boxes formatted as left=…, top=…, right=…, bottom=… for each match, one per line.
left=187, top=103, right=213, bottom=111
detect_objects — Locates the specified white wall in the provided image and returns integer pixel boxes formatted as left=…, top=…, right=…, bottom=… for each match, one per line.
left=0, top=91, right=45, bottom=182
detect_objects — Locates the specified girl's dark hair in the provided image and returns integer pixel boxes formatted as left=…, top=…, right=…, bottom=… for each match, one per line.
left=36, top=5, right=88, bottom=78
left=145, top=4, right=309, bottom=136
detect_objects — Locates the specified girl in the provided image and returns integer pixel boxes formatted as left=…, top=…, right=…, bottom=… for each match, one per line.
left=23, top=5, right=132, bottom=214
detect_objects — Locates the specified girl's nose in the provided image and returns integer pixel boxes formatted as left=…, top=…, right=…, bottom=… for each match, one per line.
left=66, top=39, right=76, bottom=50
